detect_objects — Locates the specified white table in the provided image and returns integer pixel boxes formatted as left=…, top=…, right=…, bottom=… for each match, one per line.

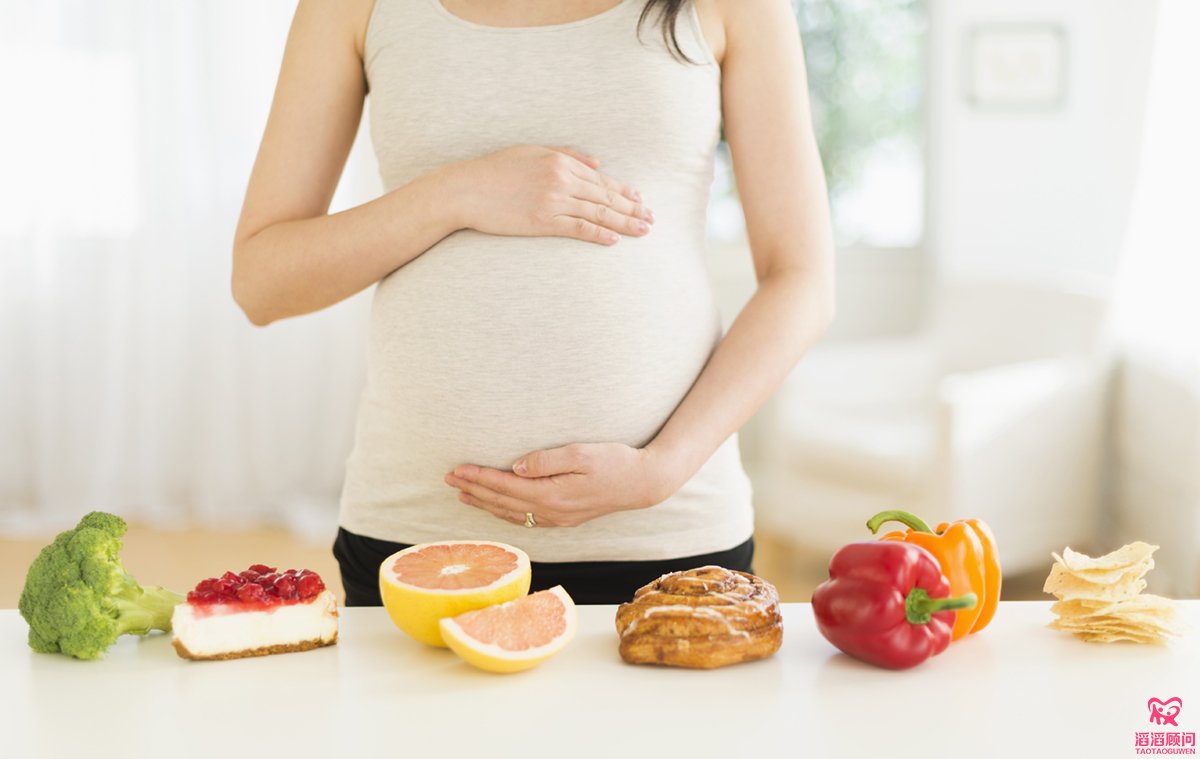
left=1, top=602, right=1197, bottom=759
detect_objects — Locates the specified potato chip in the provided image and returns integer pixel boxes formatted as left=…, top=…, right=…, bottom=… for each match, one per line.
left=1049, top=618, right=1179, bottom=643
left=1054, top=561, right=1154, bottom=586
left=1050, top=546, right=1155, bottom=585
left=1106, top=594, right=1180, bottom=616
left=1076, top=631, right=1164, bottom=645
left=1043, top=563, right=1145, bottom=601
left=1043, top=542, right=1184, bottom=645
left=1052, top=595, right=1178, bottom=619
left=1049, top=614, right=1176, bottom=633
left=1059, top=542, right=1157, bottom=572
left=1050, top=599, right=1116, bottom=618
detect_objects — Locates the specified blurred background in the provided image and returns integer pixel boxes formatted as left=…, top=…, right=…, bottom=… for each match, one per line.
left=1, top=0, right=1197, bottom=605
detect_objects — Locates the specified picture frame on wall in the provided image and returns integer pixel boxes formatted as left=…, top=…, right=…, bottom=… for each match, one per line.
left=964, top=24, right=1069, bottom=110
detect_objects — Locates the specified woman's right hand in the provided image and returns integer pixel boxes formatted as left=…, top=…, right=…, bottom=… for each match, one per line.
left=445, top=145, right=655, bottom=245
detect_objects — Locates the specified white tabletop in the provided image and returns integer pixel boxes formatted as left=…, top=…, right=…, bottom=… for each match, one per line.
left=1, top=602, right=1197, bottom=759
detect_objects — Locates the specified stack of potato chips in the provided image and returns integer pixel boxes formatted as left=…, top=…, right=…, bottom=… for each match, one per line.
left=1043, top=542, right=1186, bottom=644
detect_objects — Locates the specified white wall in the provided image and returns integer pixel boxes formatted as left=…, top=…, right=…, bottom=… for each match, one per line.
left=928, top=0, right=1159, bottom=289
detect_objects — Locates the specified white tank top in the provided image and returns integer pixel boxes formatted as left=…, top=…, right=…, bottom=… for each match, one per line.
left=338, top=0, right=754, bottom=561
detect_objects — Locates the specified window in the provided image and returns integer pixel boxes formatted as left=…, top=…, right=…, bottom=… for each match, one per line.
left=709, top=0, right=928, bottom=249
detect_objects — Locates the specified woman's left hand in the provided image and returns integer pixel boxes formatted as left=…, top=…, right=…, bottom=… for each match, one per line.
left=444, top=443, right=674, bottom=528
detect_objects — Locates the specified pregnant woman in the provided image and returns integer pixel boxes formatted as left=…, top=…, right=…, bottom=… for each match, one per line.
left=232, top=0, right=834, bottom=605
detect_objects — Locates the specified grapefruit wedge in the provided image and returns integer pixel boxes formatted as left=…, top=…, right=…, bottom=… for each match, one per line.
left=440, top=586, right=577, bottom=673
left=379, top=541, right=531, bottom=647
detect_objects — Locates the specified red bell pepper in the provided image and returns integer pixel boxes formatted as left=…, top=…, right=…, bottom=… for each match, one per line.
left=812, top=541, right=978, bottom=670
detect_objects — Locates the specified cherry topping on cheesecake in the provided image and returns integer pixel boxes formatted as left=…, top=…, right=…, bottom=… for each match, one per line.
left=187, top=565, right=326, bottom=610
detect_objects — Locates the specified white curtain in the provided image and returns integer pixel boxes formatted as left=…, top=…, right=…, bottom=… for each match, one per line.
left=0, top=1, right=380, bottom=538
left=1111, top=0, right=1200, bottom=368
left=1108, top=0, right=1200, bottom=594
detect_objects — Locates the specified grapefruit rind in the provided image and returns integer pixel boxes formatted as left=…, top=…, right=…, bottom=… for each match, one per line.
left=439, top=586, right=578, bottom=674
left=379, top=541, right=532, bottom=647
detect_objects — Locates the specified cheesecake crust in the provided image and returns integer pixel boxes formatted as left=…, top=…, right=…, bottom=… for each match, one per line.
left=173, top=629, right=338, bottom=661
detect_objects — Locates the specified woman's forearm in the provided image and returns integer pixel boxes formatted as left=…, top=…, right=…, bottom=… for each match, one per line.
left=231, top=144, right=650, bottom=326
left=645, top=264, right=834, bottom=499
left=231, top=164, right=463, bottom=326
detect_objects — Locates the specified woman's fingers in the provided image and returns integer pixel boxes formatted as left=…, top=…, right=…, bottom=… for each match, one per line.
left=549, top=214, right=620, bottom=245
left=550, top=170, right=655, bottom=244
left=512, top=445, right=589, bottom=477
left=569, top=179, right=654, bottom=225
left=558, top=198, right=650, bottom=239
left=446, top=473, right=559, bottom=527
left=448, top=473, right=528, bottom=514
left=551, top=145, right=600, bottom=169
left=459, top=144, right=650, bottom=241
left=567, top=159, right=643, bottom=204
left=549, top=146, right=645, bottom=209
left=457, top=491, right=528, bottom=527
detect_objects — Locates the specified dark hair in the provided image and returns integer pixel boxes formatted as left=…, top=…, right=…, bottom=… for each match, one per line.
left=638, top=0, right=700, bottom=64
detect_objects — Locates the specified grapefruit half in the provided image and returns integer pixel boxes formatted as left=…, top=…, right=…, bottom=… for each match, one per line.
left=379, top=541, right=531, bottom=647
left=439, top=586, right=577, bottom=673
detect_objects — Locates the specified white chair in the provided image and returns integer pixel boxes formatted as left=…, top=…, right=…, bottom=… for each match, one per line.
left=750, top=278, right=1112, bottom=575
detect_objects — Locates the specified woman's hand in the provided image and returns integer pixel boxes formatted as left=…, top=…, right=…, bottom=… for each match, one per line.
left=445, top=145, right=655, bottom=245
left=443, top=443, right=677, bottom=528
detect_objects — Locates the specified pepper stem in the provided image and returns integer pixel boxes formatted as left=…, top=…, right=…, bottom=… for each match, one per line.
left=906, top=588, right=977, bottom=625
left=867, top=509, right=935, bottom=535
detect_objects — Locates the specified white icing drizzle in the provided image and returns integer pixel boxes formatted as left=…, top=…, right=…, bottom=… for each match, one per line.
left=618, top=567, right=782, bottom=641
left=633, top=605, right=751, bottom=638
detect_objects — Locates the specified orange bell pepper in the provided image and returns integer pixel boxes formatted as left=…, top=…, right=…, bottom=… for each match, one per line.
left=866, top=510, right=1002, bottom=640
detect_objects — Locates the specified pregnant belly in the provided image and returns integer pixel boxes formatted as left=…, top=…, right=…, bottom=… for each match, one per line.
left=360, top=229, right=721, bottom=471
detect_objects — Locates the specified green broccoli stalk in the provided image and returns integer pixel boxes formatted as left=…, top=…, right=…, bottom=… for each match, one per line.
left=18, top=511, right=184, bottom=660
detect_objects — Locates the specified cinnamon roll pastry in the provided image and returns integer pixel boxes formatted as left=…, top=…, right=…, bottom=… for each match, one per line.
left=615, top=565, right=783, bottom=669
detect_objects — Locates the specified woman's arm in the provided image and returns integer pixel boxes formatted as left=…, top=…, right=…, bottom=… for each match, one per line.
left=234, top=0, right=655, bottom=326
left=232, top=0, right=434, bottom=326
left=446, top=0, right=834, bottom=526
left=644, top=0, right=835, bottom=491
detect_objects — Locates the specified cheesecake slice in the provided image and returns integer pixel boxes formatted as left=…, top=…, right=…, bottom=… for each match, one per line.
left=172, top=564, right=338, bottom=660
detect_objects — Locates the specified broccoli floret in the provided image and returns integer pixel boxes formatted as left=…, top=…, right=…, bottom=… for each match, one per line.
left=18, top=511, right=184, bottom=660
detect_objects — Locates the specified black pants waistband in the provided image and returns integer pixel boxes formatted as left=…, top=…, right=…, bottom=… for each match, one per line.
left=332, top=526, right=755, bottom=606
